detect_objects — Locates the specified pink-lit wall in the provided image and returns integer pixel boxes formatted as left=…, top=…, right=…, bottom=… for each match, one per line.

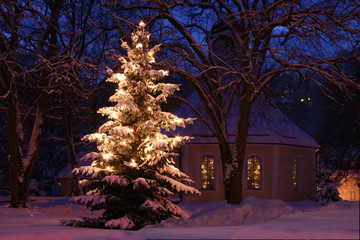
left=180, top=143, right=317, bottom=202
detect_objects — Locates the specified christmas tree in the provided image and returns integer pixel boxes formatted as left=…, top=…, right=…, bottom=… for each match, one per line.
left=63, top=21, right=200, bottom=230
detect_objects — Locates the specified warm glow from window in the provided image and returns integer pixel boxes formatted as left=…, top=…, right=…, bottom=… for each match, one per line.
left=293, top=158, right=298, bottom=190
left=247, top=156, right=261, bottom=189
left=201, top=156, right=214, bottom=190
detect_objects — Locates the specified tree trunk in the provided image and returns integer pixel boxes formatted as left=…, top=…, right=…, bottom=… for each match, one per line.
left=229, top=93, right=252, bottom=204
left=7, top=93, right=48, bottom=208
left=218, top=141, right=233, bottom=201
left=7, top=86, right=25, bottom=207
left=62, top=100, right=81, bottom=196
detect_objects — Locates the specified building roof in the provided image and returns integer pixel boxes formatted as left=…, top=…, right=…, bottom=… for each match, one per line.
left=174, top=94, right=320, bottom=148
left=57, top=153, right=91, bottom=179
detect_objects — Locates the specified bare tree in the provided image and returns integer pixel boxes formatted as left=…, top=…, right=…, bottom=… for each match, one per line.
left=0, top=0, right=68, bottom=207
left=112, top=0, right=360, bottom=203
left=0, top=0, right=158, bottom=205
left=0, top=0, right=114, bottom=206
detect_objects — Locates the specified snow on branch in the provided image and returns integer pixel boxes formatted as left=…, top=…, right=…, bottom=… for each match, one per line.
left=104, top=215, right=136, bottom=229
left=159, top=165, right=192, bottom=181
left=72, top=195, right=106, bottom=207
left=102, top=175, right=129, bottom=186
left=109, top=126, right=135, bottom=138
left=80, top=152, right=103, bottom=162
left=140, top=199, right=166, bottom=212
left=133, top=177, right=155, bottom=190
left=155, top=173, right=200, bottom=195
left=98, top=121, right=115, bottom=133
left=73, top=166, right=104, bottom=178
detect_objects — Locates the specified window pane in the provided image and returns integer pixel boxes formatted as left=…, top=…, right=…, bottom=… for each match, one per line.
left=247, top=156, right=261, bottom=189
left=293, top=158, right=298, bottom=190
left=201, top=156, right=214, bottom=189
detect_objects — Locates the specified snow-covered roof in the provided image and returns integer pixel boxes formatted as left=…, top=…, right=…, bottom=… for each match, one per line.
left=57, top=155, right=91, bottom=179
left=173, top=93, right=320, bottom=148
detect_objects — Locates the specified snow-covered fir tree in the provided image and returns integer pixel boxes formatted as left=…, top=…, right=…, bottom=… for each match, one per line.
left=313, top=160, right=342, bottom=205
left=63, top=21, right=200, bottom=230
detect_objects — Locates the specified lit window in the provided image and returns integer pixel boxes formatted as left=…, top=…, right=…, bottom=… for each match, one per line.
left=201, top=156, right=214, bottom=190
left=247, top=156, right=262, bottom=189
left=293, top=158, right=298, bottom=190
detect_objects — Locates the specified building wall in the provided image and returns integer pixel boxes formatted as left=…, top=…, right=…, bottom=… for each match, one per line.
left=277, top=146, right=316, bottom=201
left=182, top=143, right=276, bottom=202
left=181, top=143, right=316, bottom=202
left=59, top=178, right=72, bottom=196
left=181, top=143, right=225, bottom=202
left=241, top=144, right=275, bottom=200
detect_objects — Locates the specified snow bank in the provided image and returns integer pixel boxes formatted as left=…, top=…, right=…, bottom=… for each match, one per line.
left=320, top=199, right=360, bottom=211
left=160, top=196, right=297, bottom=227
left=0, top=231, right=73, bottom=240
left=0, top=196, right=358, bottom=239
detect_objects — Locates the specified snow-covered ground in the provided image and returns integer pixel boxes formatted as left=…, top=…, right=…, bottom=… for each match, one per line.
left=0, top=196, right=358, bottom=240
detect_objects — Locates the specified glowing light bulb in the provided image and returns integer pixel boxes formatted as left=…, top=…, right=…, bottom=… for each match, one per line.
left=139, top=21, right=145, bottom=27
left=162, top=70, right=169, bottom=75
left=148, top=107, right=152, bottom=111
left=103, top=152, right=113, bottom=160
left=106, top=166, right=113, bottom=172
left=136, top=43, right=143, bottom=48
left=130, top=159, right=137, bottom=167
